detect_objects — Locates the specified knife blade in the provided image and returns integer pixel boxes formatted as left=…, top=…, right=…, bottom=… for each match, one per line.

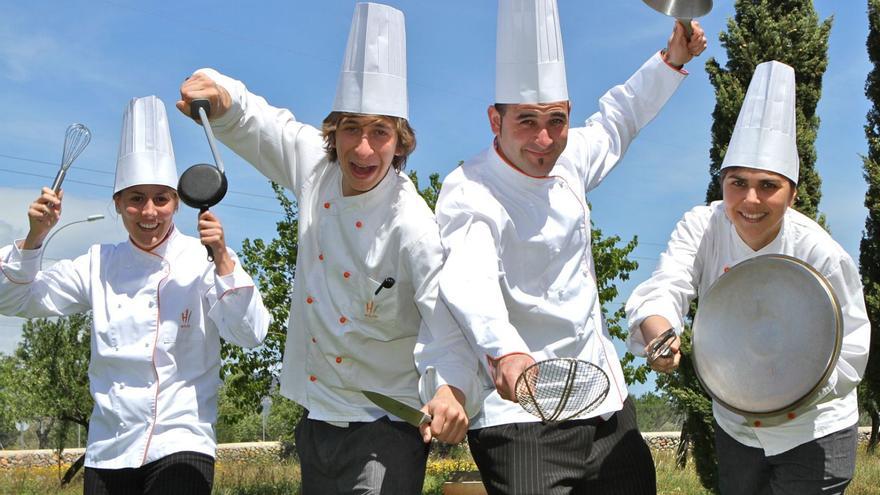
left=362, top=390, right=431, bottom=427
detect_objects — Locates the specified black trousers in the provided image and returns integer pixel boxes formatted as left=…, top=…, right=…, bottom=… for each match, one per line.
left=715, top=421, right=858, bottom=495
left=295, top=416, right=430, bottom=494
left=468, top=396, right=655, bottom=495
left=83, top=451, right=214, bottom=495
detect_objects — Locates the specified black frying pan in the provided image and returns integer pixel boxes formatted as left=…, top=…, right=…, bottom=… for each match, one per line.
left=178, top=99, right=228, bottom=261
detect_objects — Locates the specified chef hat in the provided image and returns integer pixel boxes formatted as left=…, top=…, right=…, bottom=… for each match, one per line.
left=721, top=61, right=799, bottom=184
left=495, top=0, right=568, bottom=104
left=332, top=2, right=408, bottom=119
left=114, top=95, right=178, bottom=193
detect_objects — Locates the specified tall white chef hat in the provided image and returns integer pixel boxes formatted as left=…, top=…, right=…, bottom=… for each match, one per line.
left=721, top=61, right=799, bottom=184
left=332, top=2, right=408, bottom=119
left=495, top=0, right=568, bottom=104
left=114, top=95, right=178, bottom=194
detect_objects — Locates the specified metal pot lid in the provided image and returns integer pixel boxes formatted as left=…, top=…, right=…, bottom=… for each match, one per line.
left=692, top=254, right=842, bottom=416
left=642, top=0, right=713, bottom=18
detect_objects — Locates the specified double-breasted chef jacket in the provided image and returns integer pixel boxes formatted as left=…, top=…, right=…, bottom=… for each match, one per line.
left=435, top=52, right=688, bottom=429
left=0, top=227, right=270, bottom=468
left=195, top=68, right=481, bottom=424
left=626, top=202, right=870, bottom=456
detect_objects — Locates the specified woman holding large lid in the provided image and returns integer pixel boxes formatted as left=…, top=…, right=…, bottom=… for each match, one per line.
left=625, top=61, right=869, bottom=494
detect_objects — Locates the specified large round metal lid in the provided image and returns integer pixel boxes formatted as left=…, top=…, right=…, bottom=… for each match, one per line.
left=692, top=254, right=842, bottom=416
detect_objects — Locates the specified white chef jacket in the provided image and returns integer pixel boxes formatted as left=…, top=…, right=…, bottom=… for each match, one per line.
left=625, top=201, right=870, bottom=456
left=195, top=68, right=482, bottom=423
left=435, top=52, right=687, bottom=429
left=0, top=227, right=269, bottom=468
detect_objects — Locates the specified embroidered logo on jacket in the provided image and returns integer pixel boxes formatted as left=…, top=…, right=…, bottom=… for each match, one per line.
left=364, top=300, right=378, bottom=319
left=181, top=309, right=192, bottom=328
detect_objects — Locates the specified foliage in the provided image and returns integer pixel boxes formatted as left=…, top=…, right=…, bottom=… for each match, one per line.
left=227, top=182, right=299, bottom=412
left=408, top=170, right=443, bottom=212
left=633, top=392, right=683, bottom=432
left=216, top=384, right=304, bottom=452
left=0, top=314, right=92, bottom=482
left=704, top=0, right=831, bottom=224
left=12, top=314, right=92, bottom=436
left=860, top=0, right=880, bottom=455
left=592, top=226, right=646, bottom=386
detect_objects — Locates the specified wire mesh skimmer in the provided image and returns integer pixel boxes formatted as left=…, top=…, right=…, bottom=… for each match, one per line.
left=515, top=358, right=610, bottom=422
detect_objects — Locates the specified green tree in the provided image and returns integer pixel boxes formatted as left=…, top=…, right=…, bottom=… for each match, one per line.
left=860, top=0, right=880, bottom=455
left=633, top=392, right=684, bottom=432
left=663, top=1, right=834, bottom=490
left=593, top=228, right=647, bottom=386
left=225, top=182, right=299, bottom=413
left=8, top=314, right=92, bottom=483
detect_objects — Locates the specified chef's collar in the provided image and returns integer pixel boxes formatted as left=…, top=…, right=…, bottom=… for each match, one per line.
left=332, top=164, right=399, bottom=210
left=729, top=216, right=786, bottom=255
left=490, top=138, right=559, bottom=187
left=129, top=224, right=177, bottom=259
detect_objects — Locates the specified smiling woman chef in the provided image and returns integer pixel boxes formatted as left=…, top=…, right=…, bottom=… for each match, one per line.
left=625, top=61, right=870, bottom=495
left=0, top=95, right=270, bottom=495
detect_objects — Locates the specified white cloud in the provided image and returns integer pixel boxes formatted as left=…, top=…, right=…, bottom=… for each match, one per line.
left=0, top=187, right=128, bottom=353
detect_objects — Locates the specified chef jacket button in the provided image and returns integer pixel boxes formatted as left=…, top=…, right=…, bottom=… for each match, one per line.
left=311, top=337, right=317, bottom=343
left=148, top=301, right=154, bottom=308
left=723, top=266, right=730, bottom=273
left=117, top=304, right=122, bottom=309
left=309, top=375, right=317, bottom=382
left=557, top=290, right=564, bottom=299
left=753, top=420, right=762, bottom=427
left=119, top=383, right=125, bottom=389
left=355, top=221, right=363, bottom=229
left=306, top=297, right=314, bottom=304
left=114, top=347, right=119, bottom=352
left=343, top=272, right=351, bottom=279
left=339, top=316, right=348, bottom=324
left=336, top=357, right=343, bottom=364
left=323, top=202, right=330, bottom=209
left=318, top=254, right=324, bottom=261
left=144, top=343, right=149, bottom=348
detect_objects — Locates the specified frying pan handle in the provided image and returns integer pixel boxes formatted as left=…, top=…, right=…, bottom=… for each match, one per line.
left=191, top=99, right=211, bottom=121
left=677, top=18, right=693, bottom=40
left=200, top=207, right=215, bottom=262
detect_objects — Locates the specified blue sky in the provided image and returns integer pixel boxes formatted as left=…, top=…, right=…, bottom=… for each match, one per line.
left=0, top=1, right=868, bottom=396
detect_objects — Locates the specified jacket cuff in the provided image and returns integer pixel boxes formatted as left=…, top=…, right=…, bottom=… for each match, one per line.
left=193, top=68, right=246, bottom=130
left=0, top=241, right=41, bottom=284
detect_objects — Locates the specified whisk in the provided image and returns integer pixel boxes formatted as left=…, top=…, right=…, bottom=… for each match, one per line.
left=51, top=123, right=92, bottom=193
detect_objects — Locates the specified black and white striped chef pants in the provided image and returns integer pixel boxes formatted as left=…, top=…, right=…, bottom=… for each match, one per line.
left=467, top=396, right=655, bottom=495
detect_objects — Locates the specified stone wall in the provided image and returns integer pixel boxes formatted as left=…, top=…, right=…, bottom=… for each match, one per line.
left=0, top=428, right=873, bottom=468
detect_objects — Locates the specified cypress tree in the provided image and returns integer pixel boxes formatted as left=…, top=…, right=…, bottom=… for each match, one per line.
left=860, top=0, right=880, bottom=454
left=705, top=0, right=831, bottom=222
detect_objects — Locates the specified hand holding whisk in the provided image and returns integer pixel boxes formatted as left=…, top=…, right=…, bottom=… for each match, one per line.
left=51, top=124, right=91, bottom=193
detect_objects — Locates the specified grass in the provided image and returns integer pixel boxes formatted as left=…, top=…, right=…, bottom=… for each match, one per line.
left=1, top=448, right=878, bottom=494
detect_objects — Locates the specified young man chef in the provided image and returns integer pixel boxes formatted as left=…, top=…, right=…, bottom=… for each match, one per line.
left=626, top=60, right=870, bottom=495
left=435, top=0, right=707, bottom=493
left=177, top=3, right=480, bottom=493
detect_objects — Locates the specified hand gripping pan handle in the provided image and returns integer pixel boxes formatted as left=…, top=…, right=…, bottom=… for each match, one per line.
left=178, top=99, right=229, bottom=261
